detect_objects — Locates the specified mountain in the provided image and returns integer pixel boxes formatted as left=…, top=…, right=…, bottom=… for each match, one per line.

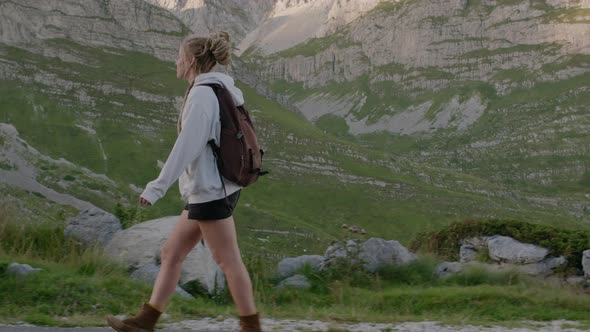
left=0, top=0, right=188, bottom=221
left=143, top=0, right=275, bottom=41
left=233, top=0, right=590, bottom=222
left=0, top=0, right=188, bottom=61
left=1, top=0, right=589, bottom=260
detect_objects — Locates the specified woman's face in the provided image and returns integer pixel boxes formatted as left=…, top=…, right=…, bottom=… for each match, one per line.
left=176, top=46, right=194, bottom=80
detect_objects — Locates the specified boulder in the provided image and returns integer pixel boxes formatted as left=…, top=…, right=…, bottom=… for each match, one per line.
left=459, top=236, right=489, bottom=263
left=435, top=261, right=464, bottom=278
left=104, top=216, right=225, bottom=295
left=65, top=207, right=122, bottom=247
left=320, top=238, right=416, bottom=273
left=565, top=276, right=585, bottom=285
left=463, top=256, right=567, bottom=277
left=320, top=239, right=360, bottom=270
left=459, top=245, right=479, bottom=263
left=129, top=263, right=193, bottom=298
left=276, top=274, right=311, bottom=289
left=6, top=262, right=42, bottom=278
left=487, top=235, right=549, bottom=264
left=512, top=256, right=567, bottom=277
left=359, top=238, right=416, bottom=272
left=277, top=255, right=324, bottom=278
left=179, top=241, right=225, bottom=295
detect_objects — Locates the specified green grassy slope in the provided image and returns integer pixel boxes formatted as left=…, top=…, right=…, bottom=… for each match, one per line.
left=239, top=0, right=590, bottom=229
left=1, top=37, right=588, bottom=263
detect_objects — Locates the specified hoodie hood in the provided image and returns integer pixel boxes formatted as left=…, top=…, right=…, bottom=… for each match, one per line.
left=194, top=72, right=245, bottom=106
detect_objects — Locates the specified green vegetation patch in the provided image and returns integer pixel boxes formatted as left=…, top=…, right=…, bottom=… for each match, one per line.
left=273, top=32, right=358, bottom=59
left=410, top=219, right=590, bottom=271
left=461, top=43, right=559, bottom=59
left=315, top=114, right=351, bottom=137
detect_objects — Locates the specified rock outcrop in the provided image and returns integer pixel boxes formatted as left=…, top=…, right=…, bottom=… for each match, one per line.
left=65, top=207, right=122, bottom=247
left=0, top=0, right=186, bottom=61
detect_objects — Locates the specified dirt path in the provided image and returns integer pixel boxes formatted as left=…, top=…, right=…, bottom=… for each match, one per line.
left=3, top=319, right=588, bottom=332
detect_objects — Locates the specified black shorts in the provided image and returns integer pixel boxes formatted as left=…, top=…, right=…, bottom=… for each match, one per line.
left=184, top=190, right=241, bottom=221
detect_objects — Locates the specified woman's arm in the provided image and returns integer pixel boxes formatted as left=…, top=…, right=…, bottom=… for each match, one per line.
left=140, top=91, right=215, bottom=205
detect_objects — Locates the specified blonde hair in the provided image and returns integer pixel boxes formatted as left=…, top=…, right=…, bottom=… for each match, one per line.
left=177, top=31, right=232, bottom=133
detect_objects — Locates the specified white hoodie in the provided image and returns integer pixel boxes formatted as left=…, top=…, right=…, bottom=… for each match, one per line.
left=141, top=72, right=243, bottom=205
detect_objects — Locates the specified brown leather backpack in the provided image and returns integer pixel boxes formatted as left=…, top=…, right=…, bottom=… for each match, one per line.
left=199, top=83, right=267, bottom=191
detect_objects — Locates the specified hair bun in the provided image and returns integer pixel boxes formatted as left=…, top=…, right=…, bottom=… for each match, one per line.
left=207, top=31, right=232, bottom=65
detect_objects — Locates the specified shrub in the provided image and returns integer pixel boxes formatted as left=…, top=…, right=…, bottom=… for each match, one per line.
left=409, top=218, right=590, bottom=271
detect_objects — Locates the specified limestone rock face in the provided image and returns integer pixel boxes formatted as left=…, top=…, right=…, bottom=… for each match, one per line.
left=237, top=0, right=590, bottom=135
left=144, top=0, right=275, bottom=41
left=0, top=0, right=185, bottom=61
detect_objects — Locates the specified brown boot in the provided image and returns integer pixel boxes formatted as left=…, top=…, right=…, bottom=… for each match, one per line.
left=239, top=312, right=262, bottom=332
left=105, top=303, right=162, bottom=332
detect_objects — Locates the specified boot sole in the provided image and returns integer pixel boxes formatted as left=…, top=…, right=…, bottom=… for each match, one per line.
left=105, top=315, right=154, bottom=332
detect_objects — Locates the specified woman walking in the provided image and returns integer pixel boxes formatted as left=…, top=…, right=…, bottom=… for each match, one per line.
left=106, top=31, right=262, bottom=332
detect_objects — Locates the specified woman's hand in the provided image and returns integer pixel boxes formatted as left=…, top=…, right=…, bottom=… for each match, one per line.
left=139, top=196, right=152, bottom=206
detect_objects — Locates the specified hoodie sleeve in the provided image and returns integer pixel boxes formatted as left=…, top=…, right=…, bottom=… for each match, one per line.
left=140, top=88, right=215, bottom=205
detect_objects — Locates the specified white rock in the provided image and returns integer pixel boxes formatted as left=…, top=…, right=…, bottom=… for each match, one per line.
left=277, top=255, right=324, bottom=278
left=65, top=207, right=121, bottom=247
left=276, top=274, right=311, bottom=289
left=6, top=263, right=43, bottom=278
left=487, top=235, right=549, bottom=264
left=104, top=216, right=225, bottom=295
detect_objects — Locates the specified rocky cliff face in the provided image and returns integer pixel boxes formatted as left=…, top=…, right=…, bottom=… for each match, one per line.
left=0, top=0, right=190, bottom=216
left=237, top=0, right=397, bottom=55
left=143, top=0, right=275, bottom=40
left=242, top=0, right=590, bottom=130
left=230, top=0, right=590, bottom=219
left=0, top=0, right=187, bottom=61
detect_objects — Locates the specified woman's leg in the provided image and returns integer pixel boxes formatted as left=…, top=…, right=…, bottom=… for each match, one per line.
left=149, top=209, right=203, bottom=309
left=106, top=210, right=202, bottom=332
left=198, top=216, right=257, bottom=316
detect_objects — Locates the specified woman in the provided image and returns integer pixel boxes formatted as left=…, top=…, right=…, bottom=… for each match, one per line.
left=105, top=31, right=262, bottom=332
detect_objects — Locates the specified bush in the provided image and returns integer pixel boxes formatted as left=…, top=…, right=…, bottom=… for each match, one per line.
left=409, top=218, right=590, bottom=271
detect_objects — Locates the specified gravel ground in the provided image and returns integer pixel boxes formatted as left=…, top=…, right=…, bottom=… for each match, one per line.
left=1, top=319, right=589, bottom=332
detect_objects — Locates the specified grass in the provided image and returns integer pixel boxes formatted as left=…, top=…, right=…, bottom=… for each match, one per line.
left=460, top=44, right=558, bottom=59
left=542, top=8, right=590, bottom=24
left=0, top=185, right=79, bottom=224
left=2, top=34, right=590, bottom=271
left=2, top=207, right=590, bottom=328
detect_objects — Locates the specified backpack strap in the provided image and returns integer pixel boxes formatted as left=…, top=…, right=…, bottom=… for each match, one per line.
left=208, top=138, right=230, bottom=208
left=196, top=82, right=232, bottom=207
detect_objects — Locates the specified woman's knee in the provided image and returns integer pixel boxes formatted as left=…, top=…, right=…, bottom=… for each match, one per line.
left=213, top=252, right=243, bottom=273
